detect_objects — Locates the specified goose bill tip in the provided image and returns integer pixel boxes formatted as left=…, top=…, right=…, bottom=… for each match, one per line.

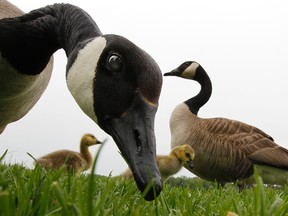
left=187, top=160, right=194, bottom=169
left=163, top=70, right=177, bottom=76
left=99, top=96, right=163, bottom=200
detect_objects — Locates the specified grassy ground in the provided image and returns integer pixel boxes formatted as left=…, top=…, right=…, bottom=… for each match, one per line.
left=0, top=151, right=288, bottom=215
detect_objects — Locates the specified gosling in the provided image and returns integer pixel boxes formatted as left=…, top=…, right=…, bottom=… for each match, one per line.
left=35, top=133, right=102, bottom=173
left=122, top=144, right=195, bottom=181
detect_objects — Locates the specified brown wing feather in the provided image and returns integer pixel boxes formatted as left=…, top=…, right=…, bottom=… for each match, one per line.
left=183, top=118, right=254, bottom=181
left=203, top=117, right=288, bottom=169
left=248, top=146, right=288, bottom=168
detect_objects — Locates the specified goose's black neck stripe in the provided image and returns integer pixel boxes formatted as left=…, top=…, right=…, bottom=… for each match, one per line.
left=0, top=3, right=102, bottom=75
left=184, top=67, right=212, bottom=115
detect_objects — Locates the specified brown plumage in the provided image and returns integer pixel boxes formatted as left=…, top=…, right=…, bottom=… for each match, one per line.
left=35, top=134, right=102, bottom=173
left=164, top=61, right=288, bottom=186
left=121, top=144, right=195, bottom=181
left=0, top=0, right=23, bottom=18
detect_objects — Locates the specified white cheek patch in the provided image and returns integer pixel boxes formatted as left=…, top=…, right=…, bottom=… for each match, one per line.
left=182, top=62, right=199, bottom=79
left=67, top=37, right=106, bottom=123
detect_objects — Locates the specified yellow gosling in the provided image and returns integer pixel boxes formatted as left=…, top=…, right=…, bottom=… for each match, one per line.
left=35, top=133, right=101, bottom=173
left=122, top=144, right=195, bottom=181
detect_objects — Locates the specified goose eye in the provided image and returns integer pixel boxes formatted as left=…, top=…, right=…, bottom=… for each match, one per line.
left=107, top=54, right=123, bottom=72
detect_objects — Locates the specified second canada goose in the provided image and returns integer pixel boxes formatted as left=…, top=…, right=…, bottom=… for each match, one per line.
left=122, top=144, right=195, bottom=181
left=164, top=61, right=288, bottom=186
left=35, top=134, right=102, bottom=173
left=0, top=2, right=163, bottom=200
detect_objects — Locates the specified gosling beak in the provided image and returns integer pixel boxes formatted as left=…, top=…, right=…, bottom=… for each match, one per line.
left=96, top=140, right=102, bottom=144
left=187, top=160, right=194, bottom=169
left=100, top=95, right=162, bottom=201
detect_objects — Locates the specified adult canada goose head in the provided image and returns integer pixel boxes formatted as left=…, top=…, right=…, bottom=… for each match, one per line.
left=0, top=3, right=162, bottom=200
left=164, top=61, right=211, bottom=115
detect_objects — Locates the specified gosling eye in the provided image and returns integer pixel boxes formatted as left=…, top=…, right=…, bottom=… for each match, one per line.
left=107, top=53, right=123, bottom=73
left=185, top=152, right=190, bottom=158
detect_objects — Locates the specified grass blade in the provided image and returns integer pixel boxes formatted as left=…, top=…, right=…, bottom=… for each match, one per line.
left=87, top=138, right=108, bottom=215
left=0, top=149, right=8, bottom=163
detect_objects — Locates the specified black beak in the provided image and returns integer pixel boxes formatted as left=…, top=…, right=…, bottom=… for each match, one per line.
left=100, top=95, right=162, bottom=201
left=163, top=69, right=179, bottom=77
left=187, top=160, right=194, bottom=169
left=96, top=140, right=102, bottom=144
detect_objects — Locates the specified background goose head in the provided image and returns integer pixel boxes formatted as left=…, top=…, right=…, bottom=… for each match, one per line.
left=164, top=61, right=203, bottom=80
left=164, top=61, right=212, bottom=115
left=67, top=34, right=163, bottom=200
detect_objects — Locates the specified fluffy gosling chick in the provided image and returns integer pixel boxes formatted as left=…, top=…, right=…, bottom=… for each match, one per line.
left=35, top=133, right=101, bottom=173
left=122, top=144, right=195, bottom=181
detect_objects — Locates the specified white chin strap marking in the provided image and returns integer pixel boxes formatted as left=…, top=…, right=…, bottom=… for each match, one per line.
left=67, top=37, right=106, bottom=123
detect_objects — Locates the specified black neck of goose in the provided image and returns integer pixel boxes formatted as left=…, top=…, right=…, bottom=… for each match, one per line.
left=0, top=3, right=102, bottom=75
left=184, top=67, right=212, bottom=115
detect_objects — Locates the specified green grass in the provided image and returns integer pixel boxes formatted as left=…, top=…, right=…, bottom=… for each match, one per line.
left=0, top=151, right=288, bottom=215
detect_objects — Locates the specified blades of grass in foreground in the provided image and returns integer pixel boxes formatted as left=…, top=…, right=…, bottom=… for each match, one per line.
left=87, top=138, right=108, bottom=215
left=0, top=191, right=11, bottom=216
left=159, top=192, right=170, bottom=215
left=51, top=181, right=69, bottom=215
left=0, top=149, right=8, bottom=163
left=27, top=152, right=48, bottom=177
left=1, top=160, right=288, bottom=215
left=253, top=167, right=266, bottom=216
left=253, top=167, right=288, bottom=216
left=268, top=195, right=283, bottom=215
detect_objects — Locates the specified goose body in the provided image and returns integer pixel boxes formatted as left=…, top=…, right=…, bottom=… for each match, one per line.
left=0, top=0, right=53, bottom=134
left=122, top=144, right=195, bottom=181
left=0, top=2, right=163, bottom=200
left=35, top=134, right=102, bottom=173
left=164, top=61, right=288, bottom=186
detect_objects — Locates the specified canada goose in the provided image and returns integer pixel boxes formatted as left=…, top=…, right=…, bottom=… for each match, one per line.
left=164, top=61, right=288, bottom=186
left=35, top=134, right=102, bottom=173
left=122, top=144, right=195, bottom=181
left=0, top=2, right=163, bottom=200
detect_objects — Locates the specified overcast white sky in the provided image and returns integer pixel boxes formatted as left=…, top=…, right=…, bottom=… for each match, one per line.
left=1, top=0, right=287, bottom=178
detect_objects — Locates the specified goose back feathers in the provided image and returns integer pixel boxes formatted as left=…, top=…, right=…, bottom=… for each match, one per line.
left=0, top=2, right=162, bottom=200
left=165, top=61, right=288, bottom=185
